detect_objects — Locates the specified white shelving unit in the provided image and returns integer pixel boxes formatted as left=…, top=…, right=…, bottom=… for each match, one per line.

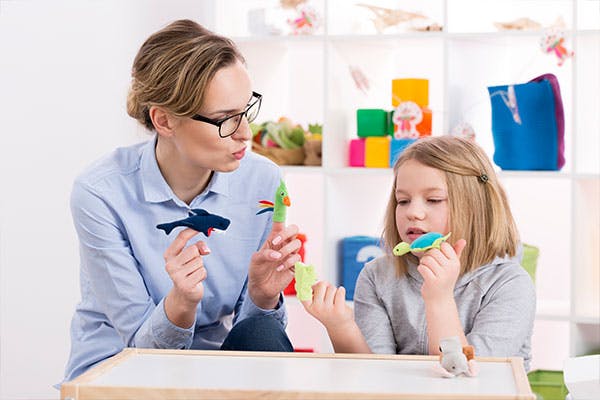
left=211, top=0, right=600, bottom=370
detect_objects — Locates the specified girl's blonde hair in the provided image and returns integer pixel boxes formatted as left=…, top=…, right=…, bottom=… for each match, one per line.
left=382, top=136, right=519, bottom=275
left=126, top=19, right=245, bottom=131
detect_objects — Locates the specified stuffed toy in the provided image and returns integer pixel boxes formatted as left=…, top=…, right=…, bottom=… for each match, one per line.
left=393, top=232, right=451, bottom=256
left=256, top=180, right=291, bottom=223
left=433, top=336, right=479, bottom=378
left=156, top=209, right=230, bottom=236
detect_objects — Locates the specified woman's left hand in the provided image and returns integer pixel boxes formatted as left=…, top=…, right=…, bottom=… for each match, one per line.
left=417, top=239, right=466, bottom=303
left=248, top=222, right=302, bottom=309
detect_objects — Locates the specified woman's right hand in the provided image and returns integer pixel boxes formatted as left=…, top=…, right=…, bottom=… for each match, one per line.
left=301, top=281, right=354, bottom=331
left=163, top=228, right=211, bottom=328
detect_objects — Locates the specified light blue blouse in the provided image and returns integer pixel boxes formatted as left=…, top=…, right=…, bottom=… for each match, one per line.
left=63, top=137, right=286, bottom=382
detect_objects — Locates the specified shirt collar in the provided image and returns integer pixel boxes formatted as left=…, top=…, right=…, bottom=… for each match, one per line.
left=140, top=136, right=230, bottom=204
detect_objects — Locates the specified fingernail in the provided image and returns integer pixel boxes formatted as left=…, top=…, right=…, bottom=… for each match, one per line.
left=272, top=236, right=281, bottom=245
left=270, top=251, right=282, bottom=260
left=276, top=265, right=285, bottom=272
left=201, top=244, right=211, bottom=253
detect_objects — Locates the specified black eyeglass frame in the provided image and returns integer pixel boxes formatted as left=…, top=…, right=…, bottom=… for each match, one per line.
left=190, top=91, right=262, bottom=138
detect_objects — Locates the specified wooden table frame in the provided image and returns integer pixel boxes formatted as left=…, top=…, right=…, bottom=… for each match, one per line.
left=61, top=348, right=535, bottom=400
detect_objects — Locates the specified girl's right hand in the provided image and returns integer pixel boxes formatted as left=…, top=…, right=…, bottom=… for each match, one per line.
left=301, top=281, right=354, bottom=331
left=163, top=228, right=211, bottom=317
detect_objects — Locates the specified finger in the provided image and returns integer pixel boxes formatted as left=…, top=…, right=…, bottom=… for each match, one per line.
left=193, top=241, right=211, bottom=256
left=174, top=243, right=201, bottom=266
left=251, top=248, right=283, bottom=266
left=163, top=228, right=199, bottom=260
left=277, top=253, right=301, bottom=272
left=424, top=248, right=447, bottom=265
left=334, top=287, right=347, bottom=311
left=311, top=281, right=328, bottom=304
left=420, top=255, right=443, bottom=277
left=453, top=239, right=467, bottom=259
left=270, top=224, right=299, bottom=248
left=271, top=221, right=285, bottom=235
left=324, top=283, right=337, bottom=305
left=278, top=239, right=302, bottom=258
left=417, top=264, right=436, bottom=282
left=174, top=257, right=204, bottom=278
left=186, top=265, right=207, bottom=285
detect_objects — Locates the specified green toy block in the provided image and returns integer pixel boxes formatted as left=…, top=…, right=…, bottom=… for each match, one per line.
left=357, top=109, right=388, bottom=137
left=528, top=370, right=569, bottom=400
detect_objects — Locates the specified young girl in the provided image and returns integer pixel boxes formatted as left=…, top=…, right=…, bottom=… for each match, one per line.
left=302, top=136, right=536, bottom=370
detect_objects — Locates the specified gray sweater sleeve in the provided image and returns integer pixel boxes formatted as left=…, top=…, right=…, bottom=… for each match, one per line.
left=466, top=268, right=536, bottom=370
left=353, top=261, right=397, bottom=354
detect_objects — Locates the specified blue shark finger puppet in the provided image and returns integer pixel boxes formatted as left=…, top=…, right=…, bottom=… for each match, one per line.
left=393, top=232, right=451, bottom=256
left=156, top=209, right=230, bottom=236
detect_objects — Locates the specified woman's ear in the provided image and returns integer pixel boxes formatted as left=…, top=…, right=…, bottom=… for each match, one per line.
left=149, top=106, right=176, bottom=137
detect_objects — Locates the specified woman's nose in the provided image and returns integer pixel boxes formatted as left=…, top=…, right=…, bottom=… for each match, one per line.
left=232, top=116, right=252, bottom=141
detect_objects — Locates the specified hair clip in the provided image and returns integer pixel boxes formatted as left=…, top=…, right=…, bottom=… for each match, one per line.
left=479, top=174, right=489, bottom=183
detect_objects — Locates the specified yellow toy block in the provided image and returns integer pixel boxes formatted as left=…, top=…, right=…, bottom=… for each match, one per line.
left=392, top=78, right=429, bottom=107
left=365, top=137, right=390, bottom=168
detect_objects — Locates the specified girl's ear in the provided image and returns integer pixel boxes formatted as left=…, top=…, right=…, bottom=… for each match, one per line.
left=149, top=106, right=176, bottom=137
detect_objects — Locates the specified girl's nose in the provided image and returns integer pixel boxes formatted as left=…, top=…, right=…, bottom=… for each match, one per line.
left=406, top=202, right=426, bottom=220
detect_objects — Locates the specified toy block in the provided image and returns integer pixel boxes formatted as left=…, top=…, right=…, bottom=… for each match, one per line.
left=357, top=109, right=388, bottom=137
left=365, top=137, right=390, bottom=168
left=392, top=78, right=429, bottom=107
left=341, top=236, right=384, bottom=300
left=416, top=107, right=432, bottom=137
left=348, top=138, right=366, bottom=167
left=390, top=138, right=417, bottom=167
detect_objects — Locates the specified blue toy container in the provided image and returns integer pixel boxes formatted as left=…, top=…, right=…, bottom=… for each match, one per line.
left=390, top=138, right=416, bottom=167
left=341, top=236, right=384, bottom=300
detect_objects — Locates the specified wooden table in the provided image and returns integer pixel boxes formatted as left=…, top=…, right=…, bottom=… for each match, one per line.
left=61, top=348, right=535, bottom=399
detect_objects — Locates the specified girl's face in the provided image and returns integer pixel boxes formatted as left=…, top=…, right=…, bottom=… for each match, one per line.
left=169, top=60, right=254, bottom=172
left=395, top=159, right=450, bottom=250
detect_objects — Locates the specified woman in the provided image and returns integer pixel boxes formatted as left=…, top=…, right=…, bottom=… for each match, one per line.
left=63, top=19, right=301, bottom=382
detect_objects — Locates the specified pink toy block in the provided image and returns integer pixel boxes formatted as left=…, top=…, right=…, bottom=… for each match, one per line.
left=365, top=137, right=390, bottom=168
left=349, top=138, right=366, bottom=167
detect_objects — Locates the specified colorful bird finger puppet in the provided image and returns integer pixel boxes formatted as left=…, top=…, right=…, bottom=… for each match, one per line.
left=433, top=336, right=478, bottom=378
left=156, top=209, right=230, bottom=236
left=256, top=180, right=291, bottom=223
left=540, top=28, right=574, bottom=66
left=294, top=261, right=317, bottom=301
left=393, top=232, right=451, bottom=256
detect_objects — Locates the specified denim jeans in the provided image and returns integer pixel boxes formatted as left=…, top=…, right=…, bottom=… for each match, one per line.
left=220, top=315, right=293, bottom=352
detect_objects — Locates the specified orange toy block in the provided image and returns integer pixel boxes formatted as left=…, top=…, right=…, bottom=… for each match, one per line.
left=392, top=78, right=429, bottom=108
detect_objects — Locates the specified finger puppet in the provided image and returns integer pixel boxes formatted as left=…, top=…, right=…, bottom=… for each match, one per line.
left=393, top=101, right=423, bottom=139
left=256, top=180, right=291, bottom=223
left=156, top=209, right=230, bottom=236
left=294, top=261, right=317, bottom=301
left=393, top=232, right=451, bottom=256
left=433, top=336, right=478, bottom=378
left=540, top=28, right=574, bottom=66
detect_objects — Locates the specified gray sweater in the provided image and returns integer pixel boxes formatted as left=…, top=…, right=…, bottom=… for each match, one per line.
left=354, top=253, right=536, bottom=370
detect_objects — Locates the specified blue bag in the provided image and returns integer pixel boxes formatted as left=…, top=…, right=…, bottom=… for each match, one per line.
left=488, top=74, right=565, bottom=170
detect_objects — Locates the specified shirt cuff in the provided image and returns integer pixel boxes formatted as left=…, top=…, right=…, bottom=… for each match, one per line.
left=137, top=298, right=195, bottom=349
left=237, top=293, right=287, bottom=327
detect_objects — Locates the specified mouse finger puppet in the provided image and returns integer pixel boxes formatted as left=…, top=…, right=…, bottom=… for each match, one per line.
left=393, top=232, right=451, bottom=256
left=294, top=261, right=317, bottom=301
left=433, top=336, right=479, bottom=378
left=256, top=180, right=291, bottom=223
left=156, top=209, right=230, bottom=236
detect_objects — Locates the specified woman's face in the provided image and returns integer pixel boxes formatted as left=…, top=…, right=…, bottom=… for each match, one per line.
left=394, top=159, right=449, bottom=252
left=169, top=60, right=254, bottom=173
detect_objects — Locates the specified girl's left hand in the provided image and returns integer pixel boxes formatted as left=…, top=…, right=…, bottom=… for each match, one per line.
left=248, top=222, right=302, bottom=309
left=417, top=239, right=467, bottom=302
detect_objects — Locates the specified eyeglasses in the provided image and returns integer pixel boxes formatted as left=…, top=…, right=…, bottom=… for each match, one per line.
left=190, top=92, right=262, bottom=138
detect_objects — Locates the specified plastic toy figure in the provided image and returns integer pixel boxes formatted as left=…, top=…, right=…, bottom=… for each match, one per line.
left=256, top=180, right=291, bottom=223
left=393, top=101, right=422, bottom=139
left=393, top=232, right=451, bottom=256
left=156, top=209, right=230, bottom=236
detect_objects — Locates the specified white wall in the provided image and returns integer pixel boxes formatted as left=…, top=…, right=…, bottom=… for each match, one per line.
left=0, top=1, right=214, bottom=398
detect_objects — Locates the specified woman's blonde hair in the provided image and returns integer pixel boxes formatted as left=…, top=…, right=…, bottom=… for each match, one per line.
left=382, top=136, right=519, bottom=275
left=126, top=19, right=245, bottom=131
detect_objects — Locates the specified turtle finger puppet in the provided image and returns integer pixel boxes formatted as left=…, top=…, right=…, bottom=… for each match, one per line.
left=433, top=336, right=478, bottom=378
left=393, top=232, right=451, bottom=256
left=256, top=180, right=291, bottom=223
left=156, top=209, right=230, bottom=236
left=294, top=262, right=317, bottom=302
